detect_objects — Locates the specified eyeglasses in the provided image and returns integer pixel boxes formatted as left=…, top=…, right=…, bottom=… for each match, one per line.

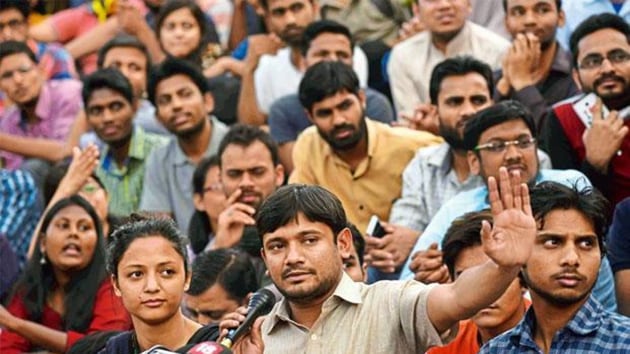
left=474, top=137, right=536, bottom=153
left=202, top=183, right=223, bottom=194
left=579, top=49, right=630, bottom=70
left=0, top=19, right=24, bottom=32
left=0, top=64, right=34, bottom=81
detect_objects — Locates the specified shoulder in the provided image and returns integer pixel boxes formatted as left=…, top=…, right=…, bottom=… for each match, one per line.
left=186, top=324, right=221, bottom=344
left=100, top=331, right=133, bottom=354
left=146, top=139, right=177, bottom=164
left=269, top=94, right=302, bottom=114
left=479, top=328, right=518, bottom=353
left=468, top=22, right=510, bottom=49
left=143, top=131, right=170, bottom=148
left=374, top=122, right=442, bottom=146
left=539, top=169, right=590, bottom=187
left=48, top=78, right=82, bottom=91
left=391, top=32, right=431, bottom=56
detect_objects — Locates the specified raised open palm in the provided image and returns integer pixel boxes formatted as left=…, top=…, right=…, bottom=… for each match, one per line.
left=482, top=167, right=536, bottom=268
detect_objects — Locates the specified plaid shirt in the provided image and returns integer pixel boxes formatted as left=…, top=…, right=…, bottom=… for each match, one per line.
left=0, top=170, right=41, bottom=268
left=480, top=295, right=630, bottom=353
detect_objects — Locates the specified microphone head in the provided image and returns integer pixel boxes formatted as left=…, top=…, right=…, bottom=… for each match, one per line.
left=247, top=288, right=276, bottom=317
left=185, top=341, right=233, bottom=354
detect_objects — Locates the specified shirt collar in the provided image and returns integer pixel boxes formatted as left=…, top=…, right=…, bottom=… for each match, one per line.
left=101, top=126, right=148, bottom=172
left=427, top=143, right=453, bottom=171
left=430, top=21, right=471, bottom=55
left=19, top=81, right=50, bottom=126
left=173, top=116, right=217, bottom=165
left=264, top=273, right=362, bottom=335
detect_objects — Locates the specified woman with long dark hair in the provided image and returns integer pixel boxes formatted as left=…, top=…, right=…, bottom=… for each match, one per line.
left=0, top=195, right=131, bottom=353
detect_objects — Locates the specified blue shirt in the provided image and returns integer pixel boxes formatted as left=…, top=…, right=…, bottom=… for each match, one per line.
left=556, top=0, right=630, bottom=50
left=479, top=295, right=630, bottom=353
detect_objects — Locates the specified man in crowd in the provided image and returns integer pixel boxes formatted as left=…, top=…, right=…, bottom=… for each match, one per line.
left=541, top=13, right=630, bottom=209
left=251, top=174, right=536, bottom=352
left=481, top=182, right=630, bottom=353
left=82, top=68, right=167, bottom=216
left=495, top=0, right=578, bottom=130
left=184, top=248, right=259, bottom=325
left=388, top=0, right=509, bottom=116
left=268, top=20, right=393, bottom=173
left=141, top=58, right=229, bottom=233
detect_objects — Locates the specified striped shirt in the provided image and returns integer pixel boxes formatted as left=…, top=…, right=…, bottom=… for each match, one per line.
left=480, top=295, right=630, bottom=353
left=96, top=126, right=168, bottom=216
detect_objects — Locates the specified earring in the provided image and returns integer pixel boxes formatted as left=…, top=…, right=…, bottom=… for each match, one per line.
left=40, top=254, right=47, bottom=265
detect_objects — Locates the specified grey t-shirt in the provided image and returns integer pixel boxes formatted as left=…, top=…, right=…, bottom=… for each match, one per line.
left=140, top=117, right=229, bottom=234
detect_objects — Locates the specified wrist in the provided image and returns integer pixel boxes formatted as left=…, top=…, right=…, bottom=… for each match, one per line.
left=585, top=155, right=611, bottom=174
left=510, top=78, right=535, bottom=91
left=7, top=314, right=21, bottom=332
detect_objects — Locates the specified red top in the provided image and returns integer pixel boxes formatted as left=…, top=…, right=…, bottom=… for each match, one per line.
left=0, top=280, right=131, bottom=353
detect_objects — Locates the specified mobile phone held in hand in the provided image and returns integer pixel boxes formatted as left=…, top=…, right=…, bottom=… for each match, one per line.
left=366, top=215, right=386, bottom=238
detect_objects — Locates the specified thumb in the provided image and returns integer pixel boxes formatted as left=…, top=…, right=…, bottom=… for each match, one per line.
left=428, top=242, right=439, bottom=250
left=480, top=220, right=492, bottom=245
left=251, top=316, right=265, bottom=345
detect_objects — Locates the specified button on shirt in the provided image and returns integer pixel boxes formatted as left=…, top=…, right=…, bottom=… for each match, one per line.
left=289, top=119, right=442, bottom=232
left=0, top=79, right=82, bottom=170
left=262, top=272, right=452, bottom=354
left=479, top=295, right=630, bottom=353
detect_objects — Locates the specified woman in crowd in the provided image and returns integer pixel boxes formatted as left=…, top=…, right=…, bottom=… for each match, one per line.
left=0, top=195, right=131, bottom=353
left=101, top=217, right=220, bottom=353
left=188, top=155, right=227, bottom=259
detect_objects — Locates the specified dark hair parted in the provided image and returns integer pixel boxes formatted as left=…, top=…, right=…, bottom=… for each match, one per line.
left=12, top=195, right=106, bottom=332
left=147, top=57, right=209, bottom=106
left=569, top=13, right=630, bottom=68
left=256, top=184, right=347, bottom=241
left=299, top=20, right=354, bottom=57
left=429, top=56, right=494, bottom=105
left=529, top=181, right=609, bottom=256
left=82, top=68, right=135, bottom=108
left=217, top=123, right=280, bottom=166
left=502, top=0, right=561, bottom=12
left=299, top=61, right=360, bottom=112
left=442, top=210, right=493, bottom=279
left=107, top=216, right=189, bottom=277
left=187, top=248, right=259, bottom=303
left=189, top=155, right=221, bottom=255
left=0, top=40, right=37, bottom=65
left=0, top=0, right=30, bottom=18
left=258, top=0, right=313, bottom=11
left=463, top=100, right=536, bottom=151
left=97, top=35, right=152, bottom=79
left=346, top=223, right=365, bottom=266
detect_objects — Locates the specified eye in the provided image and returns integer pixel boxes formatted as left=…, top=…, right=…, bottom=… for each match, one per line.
left=267, top=242, right=284, bottom=251
left=543, top=237, right=560, bottom=248
left=338, top=100, right=353, bottom=111
left=471, top=96, right=488, bottom=106
left=128, top=270, right=143, bottom=279
left=78, top=222, right=93, bottom=232
left=157, top=95, right=171, bottom=106
left=485, top=141, right=506, bottom=152
left=510, top=7, right=525, bottom=16
left=578, top=238, right=596, bottom=249
left=303, top=236, right=318, bottom=245
left=88, top=107, right=103, bottom=116
left=444, top=97, right=464, bottom=107
left=182, top=22, right=195, bottom=30
left=129, top=63, right=142, bottom=72
left=161, top=268, right=176, bottom=277
left=251, top=167, right=267, bottom=176
left=110, top=102, right=124, bottom=112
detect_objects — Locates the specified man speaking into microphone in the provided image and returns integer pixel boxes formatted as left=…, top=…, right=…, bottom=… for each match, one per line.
left=232, top=174, right=537, bottom=353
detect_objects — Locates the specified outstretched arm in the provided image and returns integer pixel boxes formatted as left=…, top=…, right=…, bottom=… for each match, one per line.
left=427, top=167, right=536, bottom=333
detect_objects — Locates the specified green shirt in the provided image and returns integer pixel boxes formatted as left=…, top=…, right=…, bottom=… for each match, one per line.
left=96, top=126, right=168, bottom=216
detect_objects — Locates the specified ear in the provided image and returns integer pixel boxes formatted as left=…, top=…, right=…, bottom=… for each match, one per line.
left=260, top=247, right=268, bottom=266
left=274, top=163, right=285, bottom=187
left=111, top=275, right=122, bottom=297
left=39, top=233, right=47, bottom=255
left=557, top=9, right=566, bottom=28
left=336, top=228, right=353, bottom=255
left=358, top=90, right=367, bottom=110
left=305, top=108, right=314, bottom=123
left=193, top=193, right=205, bottom=212
left=467, top=150, right=480, bottom=176
left=572, top=68, right=582, bottom=91
left=204, top=92, right=215, bottom=114
left=184, top=271, right=192, bottom=292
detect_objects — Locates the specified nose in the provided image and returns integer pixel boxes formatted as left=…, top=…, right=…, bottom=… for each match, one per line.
left=331, top=110, right=347, bottom=126
left=239, top=172, right=254, bottom=188
left=560, top=243, right=580, bottom=268
left=460, top=99, right=476, bottom=118
left=523, top=10, right=536, bottom=25
left=102, top=108, right=115, bottom=123
left=285, top=242, right=305, bottom=265
left=283, top=11, right=297, bottom=25
left=144, top=272, right=160, bottom=293
left=599, top=57, right=616, bottom=73
left=504, top=142, right=523, bottom=162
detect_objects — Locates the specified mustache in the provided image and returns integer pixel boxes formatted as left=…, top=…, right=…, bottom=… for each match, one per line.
left=594, top=73, right=627, bottom=87
left=552, top=269, right=587, bottom=281
left=282, top=267, right=314, bottom=279
left=330, top=124, right=355, bottom=136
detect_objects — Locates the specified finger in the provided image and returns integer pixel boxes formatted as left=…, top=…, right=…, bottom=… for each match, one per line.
left=428, top=242, right=439, bottom=250
left=364, top=236, right=382, bottom=248
left=229, top=211, right=256, bottom=225
left=417, top=256, right=444, bottom=271
left=226, top=188, right=243, bottom=205
left=480, top=220, right=492, bottom=246
left=487, top=175, right=503, bottom=215
left=368, top=248, right=394, bottom=262
left=590, top=97, right=604, bottom=121
left=619, top=125, right=630, bottom=139
left=511, top=170, right=522, bottom=210
left=499, top=167, right=514, bottom=209
left=231, top=202, right=257, bottom=216
left=521, top=183, right=532, bottom=216
left=250, top=317, right=265, bottom=346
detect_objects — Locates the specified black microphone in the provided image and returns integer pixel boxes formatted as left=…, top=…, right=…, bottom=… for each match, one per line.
left=220, top=288, right=276, bottom=348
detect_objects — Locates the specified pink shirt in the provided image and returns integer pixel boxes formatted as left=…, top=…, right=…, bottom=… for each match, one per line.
left=0, top=79, right=83, bottom=170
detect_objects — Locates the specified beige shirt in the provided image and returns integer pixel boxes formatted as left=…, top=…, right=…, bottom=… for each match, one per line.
left=289, top=119, right=442, bottom=232
left=262, top=273, right=451, bottom=354
left=388, top=21, right=510, bottom=113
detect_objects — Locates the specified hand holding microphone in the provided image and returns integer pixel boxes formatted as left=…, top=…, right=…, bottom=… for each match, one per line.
left=220, top=288, right=276, bottom=349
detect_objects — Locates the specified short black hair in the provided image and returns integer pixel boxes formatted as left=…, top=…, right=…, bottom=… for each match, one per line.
left=217, top=124, right=280, bottom=166
left=0, top=40, right=37, bottom=66
left=502, top=0, right=561, bottom=12
left=257, top=184, right=347, bottom=242
left=107, top=215, right=190, bottom=277
left=147, top=57, right=209, bottom=106
left=187, top=248, right=259, bottom=303
left=347, top=222, right=365, bottom=266
left=569, top=13, right=630, bottom=67
left=97, top=35, right=152, bottom=78
left=299, top=20, right=354, bottom=57
left=189, top=155, right=221, bottom=255
left=259, top=0, right=313, bottom=11
left=463, top=100, right=536, bottom=151
left=82, top=68, right=135, bottom=108
left=0, top=0, right=30, bottom=19
left=529, top=181, right=609, bottom=256
left=429, top=55, right=494, bottom=105
left=442, top=210, right=493, bottom=279
left=299, top=61, right=360, bottom=112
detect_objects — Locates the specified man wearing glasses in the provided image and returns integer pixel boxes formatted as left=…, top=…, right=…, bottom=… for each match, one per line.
left=541, top=13, right=630, bottom=210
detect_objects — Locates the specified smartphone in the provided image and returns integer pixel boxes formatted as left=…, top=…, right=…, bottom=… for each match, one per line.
left=573, top=93, right=610, bottom=128
left=366, top=215, right=387, bottom=238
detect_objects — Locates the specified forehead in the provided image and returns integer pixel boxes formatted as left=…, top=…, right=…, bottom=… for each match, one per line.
left=87, top=87, right=129, bottom=106
left=267, top=0, right=310, bottom=10
left=538, top=208, right=596, bottom=235
left=453, top=245, right=487, bottom=271
left=156, top=74, right=199, bottom=95
left=506, top=0, right=557, bottom=9
left=0, top=8, right=25, bottom=19
left=119, top=236, right=182, bottom=264
left=51, top=205, right=91, bottom=220
left=103, top=46, right=147, bottom=65
left=308, top=33, right=352, bottom=52
left=577, top=28, right=630, bottom=57
left=438, top=72, right=490, bottom=99
left=164, top=7, right=196, bottom=22
left=0, top=52, right=34, bottom=69
left=263, top=213, right=334, bottom=242
left=478, top=119, right=531, bottom=141
left=312, top=90, right=359, bottom=110
left=220, top=141, right=274, bottom=167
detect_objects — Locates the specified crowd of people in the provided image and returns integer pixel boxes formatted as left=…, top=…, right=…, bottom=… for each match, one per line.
left=2, top=0, right=630, bottom=353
